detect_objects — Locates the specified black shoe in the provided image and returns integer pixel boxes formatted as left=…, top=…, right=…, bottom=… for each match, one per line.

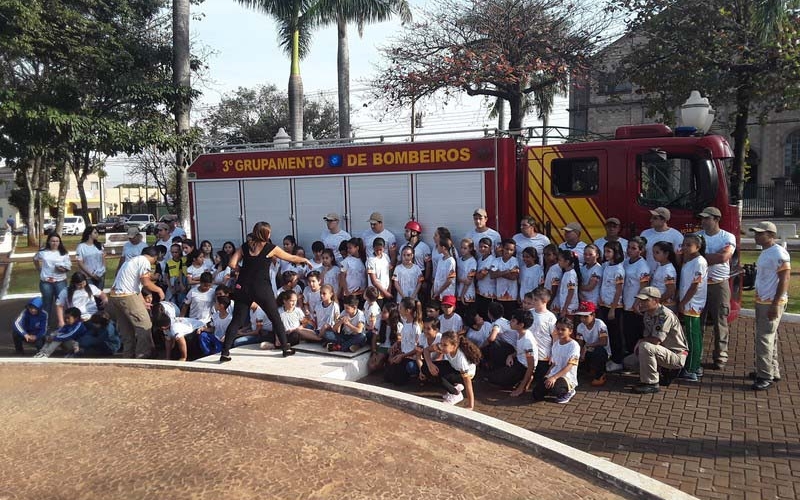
left=748, top=371, right=780, bottom=382
left=219, top=355, right=232, bottom=363
left=752, top=378, right=772, bottom=391
left=282, top=348, right=296, bottom=357
left=633, top=383, right=660, bottom=394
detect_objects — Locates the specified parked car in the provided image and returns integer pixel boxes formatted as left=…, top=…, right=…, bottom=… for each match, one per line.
left=95, top=216, right=128, bottom=234
left=125, top=213, right=157, bottom=234
left=62, top=216, right=87, bottom=236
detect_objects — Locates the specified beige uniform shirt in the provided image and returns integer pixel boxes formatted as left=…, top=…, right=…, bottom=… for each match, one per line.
left=644, top=305, right=688, bottom=354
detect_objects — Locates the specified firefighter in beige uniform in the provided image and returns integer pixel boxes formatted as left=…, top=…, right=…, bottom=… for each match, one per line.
left=623, top=286, right=688, bottom=394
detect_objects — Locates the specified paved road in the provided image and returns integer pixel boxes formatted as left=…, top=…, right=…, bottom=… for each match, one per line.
left=0, top=365, right=629, bottom=500
left=363, top=317, right=799, bottom=500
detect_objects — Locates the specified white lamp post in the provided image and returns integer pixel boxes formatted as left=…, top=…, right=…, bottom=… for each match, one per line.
left=679, top=90, right=711, bottom=133
left=273, top=127, right=291, bottom=149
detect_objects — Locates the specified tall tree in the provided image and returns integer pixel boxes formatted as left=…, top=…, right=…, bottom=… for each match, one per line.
left=611, top=0, right=800, bottom=204
left=174, top=0, right=192, bottom=235
left=201, top=84, right=338, bottom=144
left=238, top=0, right=316, bottom=142
left=370, top=0, right=613, bottom=131
left=313, top=0, right=411, bottom=138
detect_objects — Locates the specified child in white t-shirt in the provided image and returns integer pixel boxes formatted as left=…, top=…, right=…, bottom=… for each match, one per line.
left=313, top=284, right=340, bottom=340
left=303, top=271, right=323, bottom=319
left=518, top=247, right=544, bottom=306
left=320, top=249, right=341, bottom=297
left=678, top=233, right=708, bottom=381
left=363, top=286, right=382, bottom=344
left=533, top=317, right=580, bottom=404
left=422, top=330, right=483, bottom=409
left=465, top=310, right=492, bottom=348
left=574, top=301, right=609, bottom=386
left=456, top=238, right=478, bottom=308
left=392, top=245, right=423, bottom=302
left=438, top=295, right=465, bottom=335
left=487, top=309, right=537, bottom=397
left=276, top=290, right=316, bottom=345
left=366, top=238, right=393, bottom=301
left=524, top=287, right=557, bottom=389
left=368, top=301, right=401, bottom=373
left=325, top=295, right=366, bottom=352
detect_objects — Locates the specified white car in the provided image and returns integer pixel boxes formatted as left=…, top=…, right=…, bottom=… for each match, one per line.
left=62, top=216, right=87, bottom=235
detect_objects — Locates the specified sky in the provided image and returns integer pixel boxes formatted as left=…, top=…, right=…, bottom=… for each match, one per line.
left=105, top=0, right=570, bottom=185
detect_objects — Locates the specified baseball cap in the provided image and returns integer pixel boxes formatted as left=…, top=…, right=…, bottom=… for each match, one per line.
left=323, top=213, right=340, bottom=221
left=635, top=286, right=662, bottom=300
left=604, top=217, right=621, bottom=226
left=573, top=301, right=597, bottom=316
left=749, top=221, right=778, bottom=234
left=649, top=207, right=671, bottom=221
left=127, top=227, right=140, bottom=238
left=368, top=212, right=383, bottom=223
left=441, top=295, right=457, bottom=307
left=697, top=207, right=722, bottom=218
left=473, top=208, right=488, bottom=218
left=562, top=222, right=582, bottom=233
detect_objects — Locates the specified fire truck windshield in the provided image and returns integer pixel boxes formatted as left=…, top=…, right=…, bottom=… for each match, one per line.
left=637, top=152, right=716, bottom=211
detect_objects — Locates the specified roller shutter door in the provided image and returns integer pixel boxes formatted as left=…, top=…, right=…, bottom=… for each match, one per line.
left=193, top=181, right=243, bottom=249
left=415, top=171, right=486, bottom=248
left=242, top=179, right=293, bottom=245
left=293, top=177, right=347, bottom=249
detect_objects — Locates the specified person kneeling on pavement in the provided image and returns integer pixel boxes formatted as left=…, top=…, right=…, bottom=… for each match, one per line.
left=34, top=307, right=87, bottom=358
left=623, top=287, right=689, bottom=394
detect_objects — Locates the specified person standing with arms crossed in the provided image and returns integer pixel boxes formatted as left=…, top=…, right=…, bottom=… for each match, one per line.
left=220, top=221, right=311, bottom=362
left=749, top=222, right=791, bottom=391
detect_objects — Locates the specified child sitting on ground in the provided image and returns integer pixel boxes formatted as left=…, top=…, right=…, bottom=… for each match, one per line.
left=487, top=309, right=537, bottom=397
left=276, top=290, right=316, bottom=345
left=313, top=284, right=340, bottom=341
left=384, top=297, right=422, bottom=385
left=325, top=295, right=367, bottom=352
left=484, top=302, right=514, bottom=370
left=533, top=317, right=581, bottom=404
left=79, top=312, right=121, bottom=357
left=12, top=297, right=48, bottom=355
left=368, top=302, right=401, bottom=373
left=34, top=307, right=87, bottom=358
left=465, top=309, right=492, bottom=349
left=422, top=330, right=482, bottom=409
left=417, top=316, right=443, bottom=382
left=363, top=286, right=382, bottom=346
left=574, top=301, right=610, bottom=386
left=438, top=295, right=465, bottom=335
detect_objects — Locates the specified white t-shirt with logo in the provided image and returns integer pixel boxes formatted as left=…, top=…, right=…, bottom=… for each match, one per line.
left=641, top=227, right=684, bottom=273
left=492, top=256, right=520, bottom=301
left=366, top=254, right=392, bottom=297
left=399, top=319, right=421, bottom=354
left=519, top=264, right=544, bottom=302
left=433, top=256, right=457, bottom=298
left=183, top=286, right=217, bottom=323
left=279, top=306, right=306, bottom=331
left=650, top=262, right=677, bottom=305
left=576, top=318, right=610, bottom=355
left=475, top=255, right=496, bottom=298
left=112, top=255, right=151, bottom=294
left=580, top=262, right=602, bottom=305
left=445, top=349, right=477, bottom=378
left=623, top=258, right=650, bottom=310
left=599, top=262, right=625, bottom=308
left=314, top=301, right=340, bottom=330
left=457, top=256, right=477, bottom=302
left=531, top=309, right=557, bottom=361
left=56, top=285, right=102, bottom=320
left=513, top=233, right=550, bottom=261
left=755, top=244, right=791, bottom=304
left=679, top=255, right=708, bottom=317
left=439, top=313, right=464, bottom=335
left=547, top=339, right=581, bottom=389
left=362, top=229, right=397, bottom=258
left=341, top=256, right=367, bottom=294
left=514, top=330, right=538, bottom=368
left=393, top=263, right=423, bottom=301
left=492, top=317, right=515, bottom=346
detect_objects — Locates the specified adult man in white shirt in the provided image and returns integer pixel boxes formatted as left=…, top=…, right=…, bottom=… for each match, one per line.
left=107, top=246, right=165, bottom=359
left=362, top=211, right=397, bottom=262
left=154, top=222, right=173, bottom=247
left=321, top=212, right=351, bottom=254
left=640, top=207, right=684, bottom=273
left=165, top=214, right=186, bottom=240
left=465, top=207, right=501, bottom=252
left=558, top=222, right=586, bottom=264
left=117, top=227, right=147, bottom=274
left=512, top=216, right=550, bottom=260
left=697, top=206, right=736, bottom=369
left=750, top=222, right=791, bottom=391
left=593, top=217, right=628, bottom=261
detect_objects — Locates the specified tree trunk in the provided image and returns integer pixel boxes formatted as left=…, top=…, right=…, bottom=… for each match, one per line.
left=173, top=0, right=191, bottom=236
left=23, top=158, right=38, bottom=247
left=288, top=27, right=304, bottom=143
left=71, top=150, right=91, bottom=225
left=56, top=166, right=69, bottom=230
left=336, top=15, right=350, bottom=139
left=730, top=84, right=750, bottom=206
left=507, top=93, right=525, bottom=132
left=541, top=112, right=549, bottom=146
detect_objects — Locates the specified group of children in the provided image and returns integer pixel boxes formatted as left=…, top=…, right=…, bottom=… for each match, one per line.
left=13, top=215, right=716, bottom=408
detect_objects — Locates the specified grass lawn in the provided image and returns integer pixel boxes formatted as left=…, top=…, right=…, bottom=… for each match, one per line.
left=740, top=250, right=800, bottom=314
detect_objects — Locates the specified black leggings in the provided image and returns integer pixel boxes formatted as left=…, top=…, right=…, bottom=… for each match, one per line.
left=222, top=284, right=289, bottom=357
left=422, top=359, right=463, bottom=395
left=623, top=309, right=644, bottom=357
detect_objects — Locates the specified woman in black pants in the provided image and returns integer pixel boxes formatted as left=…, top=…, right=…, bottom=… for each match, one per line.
left=221, top=222, right=311, bottom=362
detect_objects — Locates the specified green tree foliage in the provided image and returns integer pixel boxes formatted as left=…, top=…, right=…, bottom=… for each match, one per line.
left=610, top=0, right=800, bottom=202
left=201, top=84, right=338, bottom=144
left=370, top=0, right=614, bottom=131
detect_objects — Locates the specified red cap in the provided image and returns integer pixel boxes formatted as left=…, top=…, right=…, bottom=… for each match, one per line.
left=405, top=220, right=422, bottom=233
left=441, top=295, right=457, bottom=307
left=574, top=301, right=597, bottom=315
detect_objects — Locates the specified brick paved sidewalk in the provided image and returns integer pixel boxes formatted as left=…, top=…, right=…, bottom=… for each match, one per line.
left=363, top=317, right=800, bottom=500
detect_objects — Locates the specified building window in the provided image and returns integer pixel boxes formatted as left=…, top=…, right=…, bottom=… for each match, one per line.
left=785, top=129, right=800, bottom=178
left=551, top=158, right=599, bottom=196
left=90, top=181, right=100, bottom=191
left=596, top=73, right=633, bottom=95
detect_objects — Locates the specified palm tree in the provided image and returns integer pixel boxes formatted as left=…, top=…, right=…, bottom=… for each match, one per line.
left=238, top=0, right=315, bottom=142
left=173, top=0, right=191, bottom=231
left=313, top=0, right=411, bottom=139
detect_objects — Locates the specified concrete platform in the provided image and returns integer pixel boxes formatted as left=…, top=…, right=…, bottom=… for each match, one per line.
left=194, top=343, right=371, bottom=381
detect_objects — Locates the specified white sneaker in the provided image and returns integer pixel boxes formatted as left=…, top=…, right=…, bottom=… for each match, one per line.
left=33, top=352, right=47, bottom=358
left=259, top=341, right=274, bottom=350
left=606, top=360, right=624, bottom=372
left=443, top=391, right=464, bottom=405
left=454, top=383, right=465, bottom=392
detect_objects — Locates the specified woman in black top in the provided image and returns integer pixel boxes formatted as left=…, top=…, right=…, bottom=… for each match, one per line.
left=221, top=222, right=311, bottom=362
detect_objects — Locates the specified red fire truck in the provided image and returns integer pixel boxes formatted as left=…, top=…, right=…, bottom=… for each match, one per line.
left=187, top=124, right=741, bottom=316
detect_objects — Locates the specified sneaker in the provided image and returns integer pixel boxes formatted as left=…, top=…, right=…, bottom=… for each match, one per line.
left=748, top=371, right=780, bottom=382
left=443, top=391, right=464, bottom=405
left=752, top=378, right=772, bottom=391
left=590, top=374, right=607, bottom=387
left=678, top=369, right=698, bottom=382
left=33, top=352, right=47, bottom=358
left=259, top=341, right=274, bottom=350
left=554, top=389, right=576, bottom=404
left=633, top=383, right=660, bottom=394
left=326, top=343, right=341, bottom=352
left=349, top=344, right=361, bottom=353
left=454, top=383, right=465, bottom=393
left=695, top=367, right=704, bottom=378
left=606, top=361, right=624, bottom=372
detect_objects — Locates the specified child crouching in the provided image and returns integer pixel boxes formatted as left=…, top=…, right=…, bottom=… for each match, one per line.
left=422, top=330, right=482, bottom=410
left=533, top=317, right=581, bottom=404
left=34, top=307, right=86, bottom=358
